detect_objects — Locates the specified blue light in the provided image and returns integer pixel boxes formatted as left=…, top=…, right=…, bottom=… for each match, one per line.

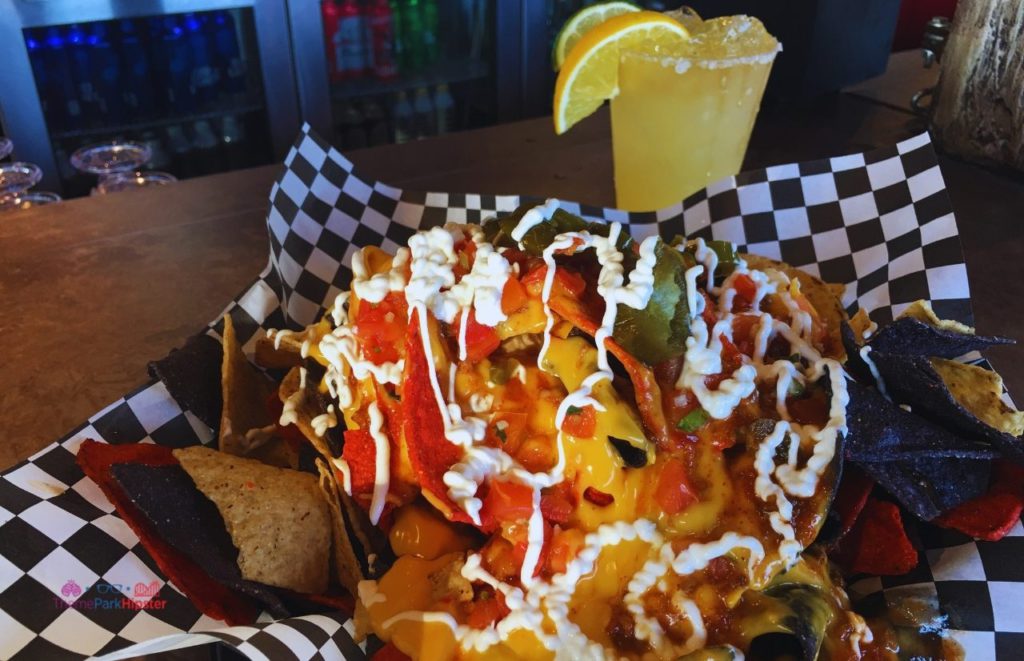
left=26, top=37, right=40, bottom=50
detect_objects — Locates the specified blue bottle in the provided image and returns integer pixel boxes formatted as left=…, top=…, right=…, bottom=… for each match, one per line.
left=161, top=16, right=195, bottom=114
left=184, top=13, right=218, bottom=109
left=88, top=23, right=122, bottom=124
left=118, top=20, right=156, bottom=118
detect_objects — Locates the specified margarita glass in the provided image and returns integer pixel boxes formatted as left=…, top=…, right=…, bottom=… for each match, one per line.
left=610, top=15, right=779, bottom=211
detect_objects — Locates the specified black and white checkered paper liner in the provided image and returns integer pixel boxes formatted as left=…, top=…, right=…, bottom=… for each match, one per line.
left=1, top=126, right=1015, bottom=660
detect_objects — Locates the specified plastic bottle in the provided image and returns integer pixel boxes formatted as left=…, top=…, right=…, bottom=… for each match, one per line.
left=391, top=91, right=413, bottom=144
left=433, top=83, right=454, bottom=135
left=422, top=0, right=439, bottom=65
left=367, top=0, right=398, bottom=80
left=219, top=115, right=249, bottom=169
left=88, top=23, right=122, bottom=124
left=322, top=0, right=343, bottom=82
left=191, top=120, right=225, bottom=175
left=362, top=97, right=390, bottom=146
left=184, top=13, right=218, bottom=109
left=412, top=87, right=434, bottom=139
left=401, top=0, right=424, bottom=72
left=336, top=0, right=367, bottom=80
left=118, top=20, right=157, bottom=119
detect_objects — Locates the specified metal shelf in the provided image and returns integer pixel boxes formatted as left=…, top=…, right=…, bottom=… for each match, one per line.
left=330, top=58, right=489, bottom=101
left=50, top=102, right=266, bottom=141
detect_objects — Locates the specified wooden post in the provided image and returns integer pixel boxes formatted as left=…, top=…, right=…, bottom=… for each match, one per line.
left=931, top=0, right=1024, bottom=170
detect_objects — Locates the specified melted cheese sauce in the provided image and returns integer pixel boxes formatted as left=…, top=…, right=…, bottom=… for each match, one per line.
left=275, top=210, right=863, bottom=659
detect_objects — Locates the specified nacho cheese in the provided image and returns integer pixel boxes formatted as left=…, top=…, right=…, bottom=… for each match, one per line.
left=286, top=200, right=877, bottom=659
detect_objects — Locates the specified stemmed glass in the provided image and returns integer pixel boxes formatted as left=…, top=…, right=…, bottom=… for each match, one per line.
left=0, top=162, right=43, bottom=198
left=71, top=141, right=151, bottom=193
left=94, top=170, right=177, bottom=194
left=0, top=191, right=62, bottom=211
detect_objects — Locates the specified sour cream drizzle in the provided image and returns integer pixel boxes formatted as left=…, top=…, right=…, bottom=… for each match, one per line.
left=367, top=401, right=390, bottom=524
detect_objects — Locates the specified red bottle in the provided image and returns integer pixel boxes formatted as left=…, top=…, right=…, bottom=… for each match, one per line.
left=322, top=0, right=343, bottom=82
left=336, top=0, right=367, bottom=80
left=367, top=0, right=397, bottom=80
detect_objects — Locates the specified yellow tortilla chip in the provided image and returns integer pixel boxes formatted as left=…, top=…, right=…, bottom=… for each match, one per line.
left=742, top=254, right=848, bottom=359
left=316, top=459, right=367, bottom=595
left=279, top=366, right=335, bottom=460
left=220, top=316, right=274, bottom=452
left=173, top=446, right=331, bottom=594
left=931, top=358, right=1024, bottom=437
left=254, top=320, right=333, bottom=370
left=848, top=308, right=874, bottom=340
left=899, top=299, right=975, bottom=335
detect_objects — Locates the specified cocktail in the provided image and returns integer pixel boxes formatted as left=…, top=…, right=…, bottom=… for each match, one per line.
left=554, top=7, right=779, bottom=211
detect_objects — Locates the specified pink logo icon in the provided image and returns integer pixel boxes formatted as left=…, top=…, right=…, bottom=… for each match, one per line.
left=134, top=581, right=160, bottom=597
left=61, top=580, right=82, bottom=598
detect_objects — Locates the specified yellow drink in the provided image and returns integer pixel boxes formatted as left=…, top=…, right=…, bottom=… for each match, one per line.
left=610, top=16, right=779, bottom=211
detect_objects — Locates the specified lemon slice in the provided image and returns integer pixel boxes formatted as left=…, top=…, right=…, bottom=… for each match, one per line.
left=553, top=11, right=690, bottom=135
left=552, top=1, right=640, bottom=71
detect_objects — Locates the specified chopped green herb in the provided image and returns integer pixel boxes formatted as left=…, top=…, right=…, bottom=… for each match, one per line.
left=566, top=405, right=584, bottom=416
left=787, top=353, right=802, bottom=364
left=676, top=408, right=709, bottom=433
left=787, top=379, right=806, bottom=397
left=495, top=427, right=508, bottom=443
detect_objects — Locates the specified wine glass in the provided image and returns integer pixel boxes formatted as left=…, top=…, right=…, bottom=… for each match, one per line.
left=0, top=137, right=12, bottom=161
left=0, top=191, right=62, bottom=212
left=94, top=170, right=177, bottom=195
left=0, top=162, right=43, bottom=197
left=71, top=141, right=151, bottom=181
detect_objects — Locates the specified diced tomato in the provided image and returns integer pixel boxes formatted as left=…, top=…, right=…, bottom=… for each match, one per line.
left=354, top=292, right=407, bottom=365
left=480, top=536, right=518, bottom=582
left=704, top=335, right=743, bottom=390
left=731, top=315, right=760, bottom=358
left=544, top=527, right=585, bottom=575
left=701, top=291, right=717, bottom=328
left=540, top=482, right=575, bottom=525
left=583, top=486, right=614, bottom=507
left=521, top=265, right=586, bottom=298
left=501, top=277, right=529, bottom=315
left=452, top=238, right=478, bottom=279
left=707, top=419, right=739, bottom=452
left=452, top=310, right=501, bottom=362
left=731, top=274, right=758, bottom=312
left=489, top=412, right=528, bottom=453
left=561, top=405, right=597, bottom=438
left=655, top=457, right=698, bottom=515
left=515, top=436, right=557, bottom=473
left=465, top=591, right=510, bottom=630
left=481, top=480, right=534, bottom=529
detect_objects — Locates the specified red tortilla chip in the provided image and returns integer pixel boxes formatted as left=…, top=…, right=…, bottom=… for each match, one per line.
left=373, top=642, right=412, bottom=661
left=835, top=498, right=918, bottom=576
left=935, top=461, right=1024, bottom=541
left=343, top=430, right=378, bottom=494
left=76, top=440, right=259, bottom=625
left=547, top=292, right=671, bottom=448
left=402, top=308, right=474, bottom=525
left=832, top=466, right=875, bottom=540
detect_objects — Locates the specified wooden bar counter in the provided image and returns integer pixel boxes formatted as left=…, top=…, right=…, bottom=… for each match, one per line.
left=2, top=75, right=1023, bottom=471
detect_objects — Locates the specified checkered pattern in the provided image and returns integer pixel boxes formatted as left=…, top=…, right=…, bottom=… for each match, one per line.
left=0, top=125, right=1010, bottom=659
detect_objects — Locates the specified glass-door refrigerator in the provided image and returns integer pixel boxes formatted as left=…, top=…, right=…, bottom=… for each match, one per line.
left=287, top=0, right=544, bottom=151
left=0, top=0, right=300, bottom=196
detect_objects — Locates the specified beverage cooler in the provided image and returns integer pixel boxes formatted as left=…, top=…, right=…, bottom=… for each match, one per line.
left=0, top=0, right=300, bottom=196
left=286, top=0, right=552, bottom=150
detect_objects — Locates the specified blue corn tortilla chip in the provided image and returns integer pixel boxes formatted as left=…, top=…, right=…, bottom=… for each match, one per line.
left=862, top=456, right=992, bottom=521
left=870, top=352, right=1024, bottom=464
left=845, top=378, right=999, bottom=462
left=867, top=317, right=1013, bottom=359
left=110, top=462, right=291, bottom=618
left=148, top=333, right=223, bottom=431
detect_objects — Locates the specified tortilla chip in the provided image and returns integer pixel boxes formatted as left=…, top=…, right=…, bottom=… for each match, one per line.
left=742, top=254, right=847, bottom=360
left=279, top=366, right=335, bottom=460
left=935, top=462, right=1024, bottom=541
left=848, top=309, right=874, bottom=340
left=317, top=458, right=369, bottom=595
left=831, top=466, right=874, bottom=541
left=932, top=358, right=1024, bottom=437
left=864, top=456, right=991, bottom=521
left=254, top=319, right=333, bottom=369
left=76, top=440, right=260, bottom=625
left=835, top=498, right=918, bottom=575
left=173, top=446, right=331, bottom=594
left=148, top=333, right=223, bottom=431
left=899, top=299, right=974, bottom=335
left=220, top=315, right=293, bottom=468
left=867, top=317, right=1012, bottom=360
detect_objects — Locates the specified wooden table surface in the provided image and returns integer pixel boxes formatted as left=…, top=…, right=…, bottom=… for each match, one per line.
left=2, top=58, right=1022, bottom=472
